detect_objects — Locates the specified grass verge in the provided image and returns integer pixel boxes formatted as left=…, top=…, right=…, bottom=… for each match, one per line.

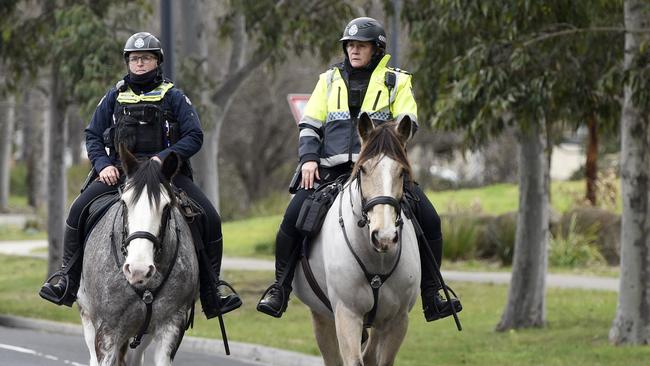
left=1, top=255, right=647, bottom=365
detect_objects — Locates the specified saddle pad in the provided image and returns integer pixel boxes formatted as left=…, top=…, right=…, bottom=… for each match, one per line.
left=83, top=192, right=121, bottom=244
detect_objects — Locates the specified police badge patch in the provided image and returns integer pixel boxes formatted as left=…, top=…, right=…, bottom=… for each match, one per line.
left=349, top=24, right=358, bottom=36
left=134, top=38, right=145, bottom=48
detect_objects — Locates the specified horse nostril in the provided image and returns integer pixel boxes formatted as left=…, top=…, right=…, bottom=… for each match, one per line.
left=124, top=264, right=131, bottom=275
left=392, top=231, right=398, bottom=243
left=146, top=265, right=155, bottom=278
left=371, top=230, right=379, bottom=245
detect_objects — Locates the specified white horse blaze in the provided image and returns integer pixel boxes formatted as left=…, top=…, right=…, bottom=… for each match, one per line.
left=366, top=157, right=401, bottom=251
left=121, top=186, right=171, bottom=285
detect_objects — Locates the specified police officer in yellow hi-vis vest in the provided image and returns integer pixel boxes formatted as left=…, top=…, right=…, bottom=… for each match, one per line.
left=257, top=17, right=462, bottom=322
left=39, top=32, right=241, bottom=319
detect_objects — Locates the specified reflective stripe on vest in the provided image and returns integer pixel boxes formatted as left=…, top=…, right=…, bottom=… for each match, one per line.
left=116, top=81, right=174, bottom=104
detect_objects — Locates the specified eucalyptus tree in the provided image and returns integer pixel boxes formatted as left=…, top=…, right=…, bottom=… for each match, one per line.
left=0, top=0, right=143, bottom=275
left=609, top=0, right=650, bottom=345
left=177, top=0, right=355, bottom=209
left=404, top=0, right=623, bottom=330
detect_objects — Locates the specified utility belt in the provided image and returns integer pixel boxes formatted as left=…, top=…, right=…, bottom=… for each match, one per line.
left=103, top=103, right=180, bottom=156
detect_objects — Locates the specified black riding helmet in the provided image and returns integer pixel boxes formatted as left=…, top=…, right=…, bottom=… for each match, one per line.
left=123, top=32, right=164, bottom=64
left=340, top=17, right=387, bottom=50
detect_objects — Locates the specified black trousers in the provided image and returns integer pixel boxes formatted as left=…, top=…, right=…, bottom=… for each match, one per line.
left=68, top=173, right=221, bottom=244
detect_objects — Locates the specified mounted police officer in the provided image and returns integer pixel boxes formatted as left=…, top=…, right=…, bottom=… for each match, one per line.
left=39, top=32, right=241, bottom=319
left=257, top=17, right=462, bottom=322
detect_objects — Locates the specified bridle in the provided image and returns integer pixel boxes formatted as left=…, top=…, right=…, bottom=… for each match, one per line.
left=110, top=189, right=180, bottom=349
left=355, top=168, right=404, bottom=229
left=119, top=200, right=172, bottom=260
left=338, top=169, right=405, bottom=328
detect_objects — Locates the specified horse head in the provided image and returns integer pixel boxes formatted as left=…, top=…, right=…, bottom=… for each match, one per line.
left=118, top=144, right=179, bottom=286
left=354, top=112, right=413, bottom=253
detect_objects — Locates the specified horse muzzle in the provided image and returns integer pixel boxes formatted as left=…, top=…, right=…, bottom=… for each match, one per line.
left=371, top=228, right=399, bottom=253
left=123, top=262, right=157, bottom=286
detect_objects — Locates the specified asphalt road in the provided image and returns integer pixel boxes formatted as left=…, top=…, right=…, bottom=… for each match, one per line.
left=0, top=325, right=263, bottom=366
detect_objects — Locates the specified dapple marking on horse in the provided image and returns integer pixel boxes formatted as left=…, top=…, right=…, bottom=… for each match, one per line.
left=294, top=113, right=421, bottom=366
left=76, top=146, right=199, bottom=366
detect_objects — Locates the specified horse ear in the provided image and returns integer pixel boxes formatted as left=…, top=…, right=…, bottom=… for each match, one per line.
left=395, top=115, right=412, bottom=146
left=358, top=112, right=375, bottom=143
left=119, top=143, right=139, bottom=176
left=161, top=152, right=180, bottom=181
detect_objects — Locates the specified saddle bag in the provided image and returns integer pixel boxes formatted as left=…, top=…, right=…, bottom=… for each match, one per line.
left=295, top=182, right=342, bottom=237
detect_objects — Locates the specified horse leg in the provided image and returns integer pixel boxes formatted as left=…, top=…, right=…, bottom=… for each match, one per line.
left=151, top=317, right=187, bottom=366
left=375, top=312, right=409, bottom=366
left=125, top=335, right=153, bottom=366
left=310, top=310, right=343, bottom=366
left=334, top=304, right=364, bottom=366
left=79, top=306, right=99, bottom=366
left=361, top=329, right=379, bottom=366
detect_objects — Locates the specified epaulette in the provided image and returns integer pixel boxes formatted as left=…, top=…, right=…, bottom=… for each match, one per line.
left=387, top=66, right=411, bottom=75
left=115, top=79, right=127, bottom=92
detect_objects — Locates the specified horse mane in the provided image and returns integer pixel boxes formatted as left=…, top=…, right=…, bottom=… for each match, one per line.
left=124, top=158, right=175, bottom=208
left=352, top=122, right=412, bottom=180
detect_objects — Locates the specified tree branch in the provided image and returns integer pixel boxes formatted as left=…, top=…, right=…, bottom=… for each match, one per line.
left=212, top=52, right=268, bottom=106
left=522, top=26, right=650, bottom=47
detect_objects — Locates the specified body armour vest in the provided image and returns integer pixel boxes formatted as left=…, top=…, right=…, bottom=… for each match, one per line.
left=110, top=81, right=180, bottom=157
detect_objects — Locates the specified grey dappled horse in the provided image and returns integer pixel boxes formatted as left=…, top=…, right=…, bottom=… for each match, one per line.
left=76, top=147, right=199, bottom=366
left=294, top=113, right=421, bottom=366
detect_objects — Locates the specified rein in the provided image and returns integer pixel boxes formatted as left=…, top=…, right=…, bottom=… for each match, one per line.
left=110, top=200, right=182, bottom=349
left=339, top=176, right=404, bottom=328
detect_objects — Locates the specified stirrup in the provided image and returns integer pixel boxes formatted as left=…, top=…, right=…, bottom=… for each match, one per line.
left=38, top=272, right=76, bottom=307
left=256, top=284, right=289, bottom=318
left=424, top=285, right=462, bottom=322
left=215, top=279, right=242, bottom=315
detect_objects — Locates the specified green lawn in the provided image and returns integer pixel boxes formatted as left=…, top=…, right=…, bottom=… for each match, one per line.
left=2, top=255, right=647, bottom=365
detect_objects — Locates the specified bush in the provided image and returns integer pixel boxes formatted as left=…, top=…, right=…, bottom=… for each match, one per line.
left=482, top=212, right=517, bottom=266
left=549, top=214, right=605, bottom=267
left=442, top=215, right=480, bottom=261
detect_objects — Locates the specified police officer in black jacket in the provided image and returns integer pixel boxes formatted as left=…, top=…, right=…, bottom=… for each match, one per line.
left=39, top=32, right=241, bottom=319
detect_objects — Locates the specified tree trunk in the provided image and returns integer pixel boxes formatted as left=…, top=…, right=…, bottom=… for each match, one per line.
left=496, top=121, right=549, bottom=331
left=67, top=106, right=83, bottom=165
left=0, top=96, right=15, bottom=212
left=46, top=62, right=68, bottom=276
left=179, top=0, right=221, bottom=208
left=609, top=0, right=650, bottom=345
left=23, top=90, right=45, bottom=209
left=585, top=112, right=599, bottom=206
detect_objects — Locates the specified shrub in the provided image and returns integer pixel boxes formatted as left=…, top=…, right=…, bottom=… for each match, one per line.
left=549, top=214, right=605, bottom=267
left=478, top=212, right=517, bottom=266
left=442, top=215, right=479, bottom=261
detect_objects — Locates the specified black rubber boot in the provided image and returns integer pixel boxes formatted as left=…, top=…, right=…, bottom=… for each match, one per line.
left=199, top=238, right=242, bottom=319
left=257, top=229, right=300, bottom=318
left=39, top=225, right=82, bottom=307
left=420, top=238, right=462, bottom=322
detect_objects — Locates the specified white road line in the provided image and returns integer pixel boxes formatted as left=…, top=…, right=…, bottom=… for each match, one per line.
left=0, top=343, right=88, bottom=366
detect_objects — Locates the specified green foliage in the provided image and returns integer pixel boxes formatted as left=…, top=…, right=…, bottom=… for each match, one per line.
left=442, top=215, right=479, bottom=261
left=0, top=0, right=148, bottom=117
left=484, top=213, right=517, bottom=266
left=550, top=214, right=605, bottom=267
left=222, top=0, right=356, bottom=65
left=403, top=1, right=624, bottom=145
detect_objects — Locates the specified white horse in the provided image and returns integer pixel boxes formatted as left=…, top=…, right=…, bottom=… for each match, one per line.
left=294, top=113, right=421, bottom=366
left=76, top=146, right=199, bottom=366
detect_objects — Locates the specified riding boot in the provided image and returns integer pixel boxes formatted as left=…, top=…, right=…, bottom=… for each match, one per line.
left=257, top=228, right=300, bottom=318
left=199, top=238, right=242, bottom=319
left=420, top=238, right=462, bottom=322
left=39, top=225, right=83, bottom=307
